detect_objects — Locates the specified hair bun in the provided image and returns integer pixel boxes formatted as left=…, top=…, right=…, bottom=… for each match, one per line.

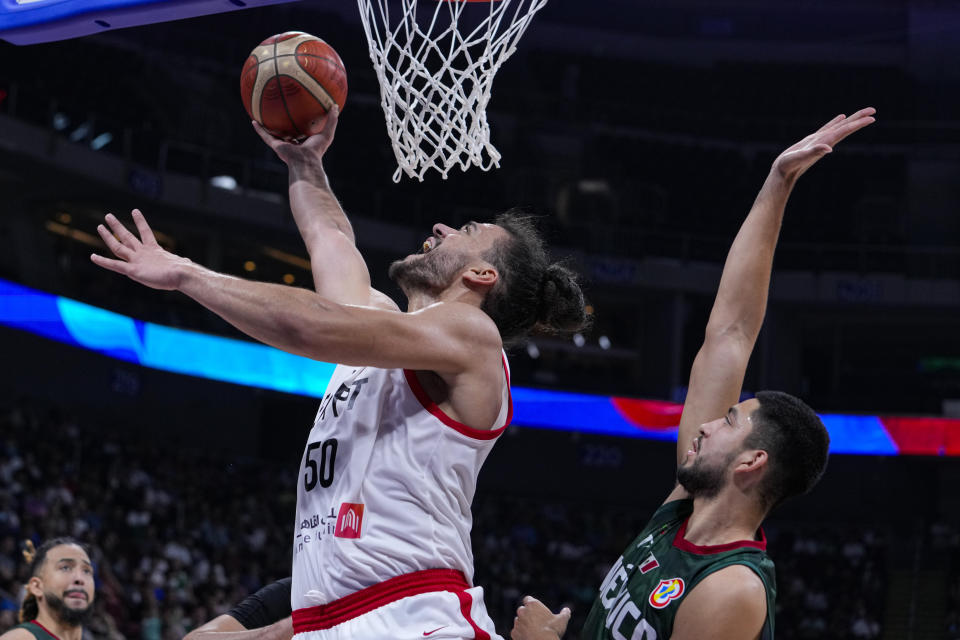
left=22, top=540, right=36, bottom=565
left=482, top=211, right=590, bottom=345
left=536, top=263, right=589, bottom=333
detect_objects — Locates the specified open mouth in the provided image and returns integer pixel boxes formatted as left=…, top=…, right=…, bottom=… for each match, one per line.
left=64, top=591, right=88, bottom=602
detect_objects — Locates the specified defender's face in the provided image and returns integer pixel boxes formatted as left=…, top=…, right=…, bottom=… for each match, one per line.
left=677, top=398, right=761, bottom=497
left=32, top=544, right=95, bottom=616
left=682, top=398, right=760, bottom=467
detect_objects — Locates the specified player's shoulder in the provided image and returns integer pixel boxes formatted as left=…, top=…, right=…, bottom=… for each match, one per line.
left=672, top=565, right=766, bottom=639
left=0, top=626, right=41, bottom=640
left=698, top=563, right=766, bottom=593
left=420, top=300, right=502, bottom=347
left=684, top=563, right=766, bottom=613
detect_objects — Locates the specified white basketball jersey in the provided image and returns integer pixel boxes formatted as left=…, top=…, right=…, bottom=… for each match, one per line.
left=290, top=356, right=512, bottom=609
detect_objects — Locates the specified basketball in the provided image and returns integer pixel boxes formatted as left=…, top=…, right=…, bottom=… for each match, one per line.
left=240, top=31, right=348, bottom=141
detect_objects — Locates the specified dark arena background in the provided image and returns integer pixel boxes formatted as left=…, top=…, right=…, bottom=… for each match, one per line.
left=2, top=1, right=960, bottom=638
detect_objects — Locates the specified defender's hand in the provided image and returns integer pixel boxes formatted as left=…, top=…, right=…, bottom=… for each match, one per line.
left=511, top=597, right=571, bottom=640
left=773, top=107, right=875, bottom=181
left=253, top=105, right=340, bottom=167
left=90, top=210, right=190, bottom=291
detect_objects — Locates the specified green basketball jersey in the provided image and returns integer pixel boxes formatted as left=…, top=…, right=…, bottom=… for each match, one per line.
left=13, top=621, right=60, bottom=640
left=581, top=499, right=776, bottom=640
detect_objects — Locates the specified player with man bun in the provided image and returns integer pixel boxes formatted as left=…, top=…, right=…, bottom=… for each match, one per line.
left=91, top=106, right=588, bottom=640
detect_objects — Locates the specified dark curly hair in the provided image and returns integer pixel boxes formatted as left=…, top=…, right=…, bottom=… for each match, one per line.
left=481, top=211, right=590, bottom=346
left=744, top=391, right=830, bottom=511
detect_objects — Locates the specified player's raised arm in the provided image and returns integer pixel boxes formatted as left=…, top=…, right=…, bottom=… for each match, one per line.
left=253, top=108, right=396, bottom=310
left=89, top=210, right=499, bottom=374
left=92, top=209, right=586, bottom=431
left=666, top=107, right=875, bottom=502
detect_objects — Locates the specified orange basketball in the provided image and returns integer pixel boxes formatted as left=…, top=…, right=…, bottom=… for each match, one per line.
left=240, top=31, right=347, bottom=141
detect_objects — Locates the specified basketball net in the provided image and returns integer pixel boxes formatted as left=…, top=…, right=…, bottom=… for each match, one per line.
left=357, top=0, right=548, bottom=182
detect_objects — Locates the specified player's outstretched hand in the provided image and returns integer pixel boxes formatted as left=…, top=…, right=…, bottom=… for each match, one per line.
left=252, top=105, right=340, bottom=167
left=773, top=107, right=876, bottom=181
left=90, top=210, right=190, bottom=291
left=511, top=596, right=571, bottom=640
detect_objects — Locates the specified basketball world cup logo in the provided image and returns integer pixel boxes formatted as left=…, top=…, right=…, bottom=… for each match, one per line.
left=648, top=578, right=685, bottom=609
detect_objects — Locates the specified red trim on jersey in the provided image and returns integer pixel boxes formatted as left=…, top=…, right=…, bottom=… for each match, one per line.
left=403, top=354, right=512, bottom=441
left=502, top=354, right=514, bottom=427
left=30, top=620, right=63, bottom=640
left=292, top=569, right=470, bottom=632
left=672, top=517, right=767, bottom=553
left=455, top=589, right=491, bottom=640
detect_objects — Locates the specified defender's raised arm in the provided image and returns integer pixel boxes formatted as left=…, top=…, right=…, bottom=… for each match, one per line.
left=667, top=107, right=875, bottom=501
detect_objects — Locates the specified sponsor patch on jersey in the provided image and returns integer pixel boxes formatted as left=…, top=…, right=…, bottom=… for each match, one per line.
left=334, top=502, right=364, bottom=538
left=648, top=577, right=685, bottom=609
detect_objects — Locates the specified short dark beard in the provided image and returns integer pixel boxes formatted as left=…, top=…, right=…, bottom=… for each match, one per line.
left=44, top=590, right=92, bottom=627
left=388, top=250, right=468, bottom=294
left=676, top=451, right=736, bottom=500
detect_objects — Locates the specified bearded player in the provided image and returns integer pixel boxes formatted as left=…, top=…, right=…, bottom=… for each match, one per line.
left=0, top=539, right=95, bottom=640
left=512, top=107, right=876, bottom=640
left=90, top=106, right=587, bottom=640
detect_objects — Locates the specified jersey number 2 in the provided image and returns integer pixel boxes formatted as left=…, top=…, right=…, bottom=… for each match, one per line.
left=304, top=439, right=338, bottom=491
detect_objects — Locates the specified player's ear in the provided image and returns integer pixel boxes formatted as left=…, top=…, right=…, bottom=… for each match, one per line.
left=744, top=449, right=767, bottom=469
left=27, top=575, right=44, bottom=598
left=733, top=449, right=768, bottom=497
left=734, top=449, right=768, bottom=479
left=463, top=265, right=498, bottom=290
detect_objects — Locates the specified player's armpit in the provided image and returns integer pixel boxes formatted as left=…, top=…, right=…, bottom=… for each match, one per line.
left=670, top=565, right=767, bottom=640
left=663, top=333, right=754, bottom=505
left=367, top=287, right=401, bottom=312
left=673, top=334, right=753, bottom=467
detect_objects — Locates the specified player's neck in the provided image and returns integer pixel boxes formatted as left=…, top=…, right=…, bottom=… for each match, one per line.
left=35, top=609, right=84, bottom=640
left=404, top=283, right=483, bottom=312
left=685, top=493, right=765, bottom=547
left=404, top=289, right=439, bottom=312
